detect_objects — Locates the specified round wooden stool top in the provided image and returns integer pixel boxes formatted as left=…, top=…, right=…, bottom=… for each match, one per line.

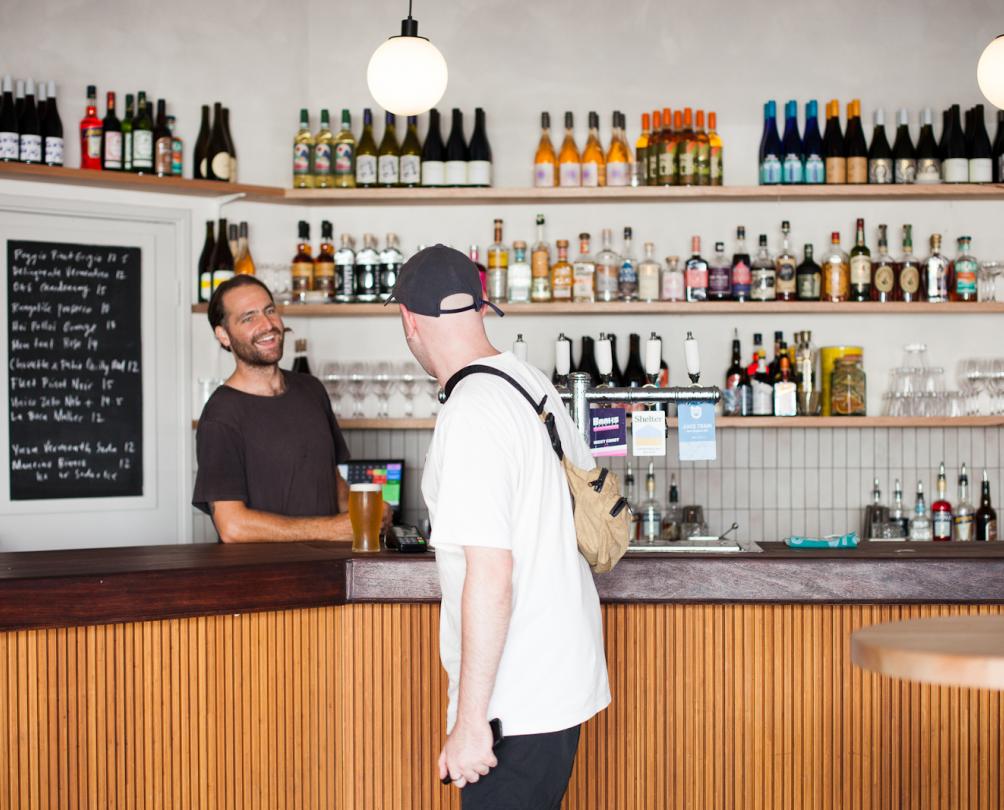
left=851, top=615, right=1004, bottom=690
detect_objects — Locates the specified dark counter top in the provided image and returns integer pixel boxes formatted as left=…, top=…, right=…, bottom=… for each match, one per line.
left=2, top=541, right=1003, bottom=631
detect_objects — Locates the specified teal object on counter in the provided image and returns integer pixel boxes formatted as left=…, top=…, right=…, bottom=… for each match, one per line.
left=785, top=532, right=859, bottom=549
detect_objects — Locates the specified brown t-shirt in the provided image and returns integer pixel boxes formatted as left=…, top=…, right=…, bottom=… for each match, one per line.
left=192, top=371, right=350, bottom=518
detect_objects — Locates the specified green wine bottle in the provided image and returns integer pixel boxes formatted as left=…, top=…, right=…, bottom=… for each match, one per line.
left=399, top=115, right=422, bottom=188
left=121, top=93, right=134, bottom=172
left=132, top=91, right=154, bottom=173
left=377, top=111, right=400, bottom=188
left=355, top=108, right=378, bottom=188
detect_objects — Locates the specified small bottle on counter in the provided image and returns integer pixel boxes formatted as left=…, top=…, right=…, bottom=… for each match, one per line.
left=662, top=474, right=681, bottom=541
left=909, top=481, right=933, bottom=541
left=640, top=462, right=662, bottom=544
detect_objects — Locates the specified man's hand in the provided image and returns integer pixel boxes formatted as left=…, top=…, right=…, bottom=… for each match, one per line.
left=381, top=501, right=393, bottom=535
left=438, top=717, right=496, bottom=788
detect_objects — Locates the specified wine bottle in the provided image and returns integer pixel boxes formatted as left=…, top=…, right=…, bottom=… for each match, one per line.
left=79, top=85, right=103, bottom=170
left=941, top=105, right=968, bottom=183
left=400, top=115, right=422, bottom=187
left=314, top=220, right=335, bottom=300
left=722, top=330, right=744, bottom=416
left=291, top=221, right=314, bottom=301
left=993, top=110, right=1004, bottom=183
left=36, top=80, right=47, bottom=125
left=867, top=109, right=893, bottom=184
left=445, top=108, right=468, bottom=187
left=848, top=217, right=871, bottom=301
left=623, top=333, right=648, bottom=390
left=197, top=220, right=215, bottom=304
left=646, top=109, right=662, bottom=186
left=313, top=108, right=334, bottom=188
left=844, top=100, right=868, bottom=184
left=222, top=107, right=237, bottom=182
left=100, top=91, right=122, bottom=170
left=204, top=102, right=230, bottom=181
left=355, top=108, right=378, bottom=188
left=968, top=104, right=993, bottom=183
left=210, top=217, right=235, bottom=293
left=758, top=101, right=782, bottom=184
left=377, top=111, right=400, bottom=187
left=581, top=111, right=605, bottom=188
left=915, top=108, right=941, bottom=184
left=467, top=107, right=492, bottom=188
left=292, top=107, right=313, bottom=188
left=0, top=76, right=18, bottom=162
left=892, top=109, right=916, bottom=183
left=333, top=108, right=356, bottom=189
left=678, top=107, right=697, bottom=186
left=608, top=332, right=625, bottom=386
left=559, top=111, right=581, bottom=187
left=420, top=108, right=445, bottom=187
left=802, top=100, right=824, bottom=183
left=234, top=221, right=256, bottom=276
left=822, top=99, right=845, bottom=184
left=780, top=99, right=803, bottom=184
left=42, top=81, right=63, bottom=166
left=17, top=79, right=41, bottom=164
left=533, top=111, right=557, bottom=187
left=193, top=104, right=210, bottom=179
left=131, top=92, right=154, bottom=174
left=153, top=98, right=172, bottom=177
left=578, top=336, right=601, bottom=386
left=14, top=79, right=23, bottom=120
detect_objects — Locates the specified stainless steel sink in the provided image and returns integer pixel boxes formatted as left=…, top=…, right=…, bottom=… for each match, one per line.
left=625, top=537, right=763, bottom=554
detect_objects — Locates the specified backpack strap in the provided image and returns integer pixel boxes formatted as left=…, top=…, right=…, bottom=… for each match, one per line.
left=443, top=364, right=565, bottom=460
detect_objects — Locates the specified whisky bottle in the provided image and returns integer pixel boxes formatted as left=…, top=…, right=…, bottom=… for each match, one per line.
left=572, top=233, right=596, bottom=303
left=821, top=231, right=850, bottom=303
left=897, top=225, right=921, bottom=303
left=976, top=470, right=998, bottom=541
left=871, top=225, right=896, bottom=302
left=292, top=108, right=314, bottom=188
left=530, top=214, right=552, bottom=302
left=796, top=244, right=821, bottom=301
left=486, top=218, right=509, bottom=304
left=953, top=464, right=975, bottom=542
left=290, top=220, right=314, bottom=301
left=581, top=111, right=606, bottom=187
left=314, top=220, right=336, bottom=300
left=558, top=111, right=581, bottom=187
left=313, top=108, right=335, bottom=188
left=774, top=220, right=797, bottom=301
left=951, top=236, right=978, bottom=302
left=550, top=239, right=573, bottom=301
left=533, top=111, right=557, bottom=188
left=848, top=217, right=871, bottom=301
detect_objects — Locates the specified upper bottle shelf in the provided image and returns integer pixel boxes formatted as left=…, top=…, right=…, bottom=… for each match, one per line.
left=3, top=163, right=1003, bottom=204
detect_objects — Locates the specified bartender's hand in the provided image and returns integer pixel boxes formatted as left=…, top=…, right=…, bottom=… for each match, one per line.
left=438, top=717, right=496, bottom=788
left=381, top=501, right=393, bottom=535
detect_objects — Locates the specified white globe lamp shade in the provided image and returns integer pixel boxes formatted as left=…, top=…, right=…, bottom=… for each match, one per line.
left=367, top=34, right=448, bottom=116
left=977, top=35, right=1004, bottom=110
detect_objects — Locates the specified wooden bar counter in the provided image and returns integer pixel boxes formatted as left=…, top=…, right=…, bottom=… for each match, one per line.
left=1, top=542, right=1003, bottom=809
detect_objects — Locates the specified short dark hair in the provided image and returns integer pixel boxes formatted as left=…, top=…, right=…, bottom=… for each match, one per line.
left=207, top=275, right=275, bottom=331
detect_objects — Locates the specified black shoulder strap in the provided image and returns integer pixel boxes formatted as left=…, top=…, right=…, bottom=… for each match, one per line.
left=442, top=364, right=564, bottom=460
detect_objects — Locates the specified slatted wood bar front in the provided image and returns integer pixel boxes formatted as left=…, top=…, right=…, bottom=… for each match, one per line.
left=2, top=601, right=1003, bottom=810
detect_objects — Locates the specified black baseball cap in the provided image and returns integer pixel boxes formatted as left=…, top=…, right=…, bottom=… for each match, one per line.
left=385, top=244, right=504, bottom=317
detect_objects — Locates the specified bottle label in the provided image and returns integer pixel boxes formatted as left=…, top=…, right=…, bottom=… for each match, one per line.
left=606, top=162, right=629, bottom=186
left=894, top=159, right=917, bottom=184
left=354, top=262, right=379, bottom=299
left=710, top=147, right=723, bottom=182
left=380, top=262, right=401, bottom=296
left=750, top=269, right=776, bottom=300
left=123, top=132, right=133, bottom=170
left=507, top=264, right=532, bottom=303
left=211, top=151, right=231, bottom=180
left=314, top=265, right=335, bottom=297
left=659, top=151, right=678, bottom=181
left=796, top=271, right=821, bottom=300
left=846, top=157, right=868, bottom=183
left=661, top=272, right=684, bottom=301
left=825, top=157, right=846, bottom=184
left=103, top=131, right=123, bottom=167
left=132, top=130, right=153, bottom=165
left=314, top=143, right=332, bottom=175
left=804, top=155, right=824, bottom=184
left=969, top=158, right=993, bottom=183
left=899, top=265, right=920, bottom=295
left=954, top=258, right=978, bottom=296
left=759, top=155, right=781, bottom=184
left=776, top=259, right=797, bottom=294
left=18, top=133, right=41, bottom=162
left=685, top=265, right=708, bottom=291
left=915, top=158, right=941, bottom=183
left=926, top=260, right=948, bottom=300
left=465, top=159, right=490, bottom=186
left=212, top=270, right=234, bottom=291
left=171, top=139, right=183, bottom=175
left=155, top=136, right=172, bottom=174
left=551, top=271, right=572, bottom=300
left=378, top=154, right=399, bottom=185
left=933, top=512, right=953, bottom=540
left=873, top=263, right=896, bottom=293
left=572, top=265, right=595, bottom=301
left=200, top=272, right=212, bottom=302
left=708, top=265, right=731, bottom=297
left=942, top=157, right=968, bottom=183
left=722, top=383, right=738, bottom=416
left=849, top=255, right=872, bottom=285
left=678, top=144, right=696, bottom=179
left=954, top=514, right=975, bottom=542
left=293, top=143, right=311, bottom=175
left=868, top=158, right=893, bottom=184
left=533, top=162, right=555, bottom=187
left=782, top=154, right=803, bottom=184
left=752, top=380, right=773, bottom=415
left=400, top=155, right=421, bottom=185
left=355, top=154, right=377, bottom=184
left=638, top=269, right=660, bottom=301
left=731, top=260, right=752, bottom=297
left=648, top=151, right=660, bottom=183
left=581, top=161, right=600, bottom=187
left=987, top=519, right=998, bottom=542
left=445, top=160, right=467, bottom=185
left=774, top=381, right=797, bottom=417
left=0, top=131, right=17, bottom=160
left=824, top=262, right=849, bottom=300
left=334, top=142, right=353, bottom=175
left=335, top=261, right=354, bottom=300
left=595, top=263, right=619, bottom=299
left=531, top=249, right=550, bottom=280
left=421, top=159, right=445, bottom=186
left=559, top=162, right=581, bottom=187
left=43, top=136, right=63, bottom=165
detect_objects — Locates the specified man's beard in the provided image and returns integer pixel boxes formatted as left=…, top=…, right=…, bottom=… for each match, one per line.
left=230, top=328, right=284, bottom=367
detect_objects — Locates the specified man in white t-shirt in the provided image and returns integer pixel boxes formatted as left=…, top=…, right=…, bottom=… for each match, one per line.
left=387, top=245, right=610, bottom=809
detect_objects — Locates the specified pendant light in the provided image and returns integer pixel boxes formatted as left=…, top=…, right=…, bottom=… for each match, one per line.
left=977, top=35, right=1004, bottom=109
left=367, top=0, right=448, bottom=116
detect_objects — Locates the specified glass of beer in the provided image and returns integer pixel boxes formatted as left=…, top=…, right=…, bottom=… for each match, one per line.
left=349, top=483, right=383, bottom=552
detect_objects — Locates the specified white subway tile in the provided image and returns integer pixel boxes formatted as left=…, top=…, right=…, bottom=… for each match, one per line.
left=748, top=430, right=764, bottom=469
left=791, top=430, right=806, bottom=468
left=846, top=428, right=861, bottom=468
left=830, top=429, right=846, bottom=468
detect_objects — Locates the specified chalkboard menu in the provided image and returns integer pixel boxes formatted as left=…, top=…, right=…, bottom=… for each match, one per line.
left=7, top=240, right=143, bottom=500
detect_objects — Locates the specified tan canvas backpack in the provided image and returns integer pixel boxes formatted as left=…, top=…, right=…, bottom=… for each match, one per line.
left=443, top=365, right=631, bottom=573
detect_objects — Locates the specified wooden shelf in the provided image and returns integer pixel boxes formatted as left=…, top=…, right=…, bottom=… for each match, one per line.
left=4, top=164, right=1003, bottom=205
left=190, top=301, right=1004, bottom=317
left=0, top=162, right=287, bottom=202
left=190, top=416, right=1004, bottom=431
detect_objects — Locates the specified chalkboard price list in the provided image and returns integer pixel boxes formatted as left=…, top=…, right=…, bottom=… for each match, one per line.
left=7, top=240, right=143, bottom=500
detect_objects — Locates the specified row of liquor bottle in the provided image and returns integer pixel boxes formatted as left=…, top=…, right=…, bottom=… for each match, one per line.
left=292, top=107, right=491, bottom=189
left=532, top=109, right=724, bottom=188
left=464, top=216, right=982, bottom=305
left=195, top=219, right=257, bottom=302
left=868, top=465, right=997, bottom=542
left=759, top=99, right=1004, bottom=185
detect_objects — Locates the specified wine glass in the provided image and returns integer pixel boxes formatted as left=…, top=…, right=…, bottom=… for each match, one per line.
left=373, top=361, right=394, bottom=418
left=348, top=361, right=371, bottom=418
left=397, top=362, right=421, bottom=417
left=320, top=360, right=346, bottom=417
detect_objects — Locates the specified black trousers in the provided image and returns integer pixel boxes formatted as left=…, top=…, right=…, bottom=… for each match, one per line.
left=460, top=724, right=581, bottom=810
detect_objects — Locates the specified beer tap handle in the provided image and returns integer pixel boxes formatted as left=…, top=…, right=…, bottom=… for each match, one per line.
left=684, top=331, right=700, bottom=384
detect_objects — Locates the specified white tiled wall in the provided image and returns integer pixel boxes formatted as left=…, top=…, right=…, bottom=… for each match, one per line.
left=193, top=425, right=1002, bottom=544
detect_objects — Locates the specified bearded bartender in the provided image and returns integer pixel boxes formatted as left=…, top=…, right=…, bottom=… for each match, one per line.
left=192, top=275, right=391, bottom=542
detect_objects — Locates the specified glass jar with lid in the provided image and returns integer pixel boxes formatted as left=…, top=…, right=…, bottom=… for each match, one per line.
left=830, top=355, right=866, bottom=416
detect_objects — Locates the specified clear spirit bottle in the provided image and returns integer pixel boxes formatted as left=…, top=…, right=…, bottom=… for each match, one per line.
left=774, top=220, right=797, bottom=301
left=572, top=233, right=596, bottom=303
left=750, top=234, right=776, bottom=301
left=637, top=242, right=661, bottom=302
left=921, top=233, right=951, bottom=303
left=953, top=463, right=975, bottom=542
left=640, top=462, right=663, bottom=544
left=593, top=228, right=620, bottom=302
left=909, top=481, right=933, bottom=541
left=507, top=241, right=531, bottom=303
left=619, top=226, right=639, bottom=302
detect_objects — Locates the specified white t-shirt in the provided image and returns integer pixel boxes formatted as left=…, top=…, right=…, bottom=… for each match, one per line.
left=422, top=351, right=611, bottom=736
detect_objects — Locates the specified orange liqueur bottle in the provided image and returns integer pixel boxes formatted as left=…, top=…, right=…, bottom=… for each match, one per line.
left=581, top=111, right=606, bottom=187
left=558, top=111, right=581, bottom=187
left=533, top=111, right=557, bottom=187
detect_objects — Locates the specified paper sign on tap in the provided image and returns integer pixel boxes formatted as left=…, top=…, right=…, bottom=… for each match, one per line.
left=678, top=402, right=717, bottom=461
left=631, top=411, right=667, bottom=457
